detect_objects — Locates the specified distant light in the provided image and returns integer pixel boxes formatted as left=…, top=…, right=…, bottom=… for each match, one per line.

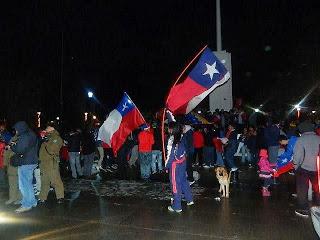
left=197, top=111, right=202, bottom=114
left=254, top=108, right=259, bottom=113
left=312, top=110, right=316, bottom=114
left=37, top=112, right=41, bottom=115
left=93, top=115, right=97, bottom=120
left=297, top=107, right=301, bottom=111
left=259, top=104, right=263, bottom=107
left=294, top=104, right=300, bottom=110
left=84, top=112, right=88, bottom=121
left=88, top=91, right=94, bottom=98
left=56, top=117, right=60, bottom=120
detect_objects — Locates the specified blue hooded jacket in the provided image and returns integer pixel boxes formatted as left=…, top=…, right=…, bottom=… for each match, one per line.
left=11, top=121, right=38, bottom=165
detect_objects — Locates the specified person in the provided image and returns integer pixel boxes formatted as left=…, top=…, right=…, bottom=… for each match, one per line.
left=192, top=127, right=204, bottom=167
left=151, top=122, right=163, bottom=174
left=166, top=122, right=193, bottom=213
left=264, top=119, right=280, bottom=167
left=138, top=125, right=154, bottom=180
left=0, top=121, right=12, bottom=185
left=224, top=123, right=238, bottom=171
left=3, top=134, right=21, bottom=205
left=67, top=128, right=83, bottom=179
left=203, top=127, right=215, bottom=168
left=258, top=149, right=273, bottom=197
left=38, top=123, right=64, bottom=204
left=293, top=120, right=320, bottom=217
left=213, top=133, right=224, bottom=166
left=183, top=124, right=195, bottom=185
left=81, top=126, right=96, bottom=178
left=11, top=121, right=39, bottom=213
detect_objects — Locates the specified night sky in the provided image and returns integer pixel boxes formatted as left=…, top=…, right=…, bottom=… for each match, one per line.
left=1, top=1, right=320, bottom=125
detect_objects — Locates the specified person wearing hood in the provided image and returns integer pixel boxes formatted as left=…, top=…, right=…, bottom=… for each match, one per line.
left=293, top=120, right=320, bottom=218
left=38, top=122, right=64, bottom=204
left=10, top=121, right=38, bottom=213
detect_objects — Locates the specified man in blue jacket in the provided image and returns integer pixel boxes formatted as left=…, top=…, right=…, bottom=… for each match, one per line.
left=10, top=121, right=39, bottom=213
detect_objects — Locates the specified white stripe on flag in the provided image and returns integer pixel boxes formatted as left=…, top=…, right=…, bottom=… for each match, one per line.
left=98, top=109, right=122, bottom=146
left=185, top=72, right=230, bottom=114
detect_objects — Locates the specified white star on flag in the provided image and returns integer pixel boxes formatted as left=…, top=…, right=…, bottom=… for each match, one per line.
left=122, top=102, right=129, bottom=112
left=203, top=61, right=219, bottom=80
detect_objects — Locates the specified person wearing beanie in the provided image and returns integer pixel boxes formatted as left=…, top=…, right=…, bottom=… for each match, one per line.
left=293, top=120, right=320, bottom=217
left=258, top=149, right=273, bottom=197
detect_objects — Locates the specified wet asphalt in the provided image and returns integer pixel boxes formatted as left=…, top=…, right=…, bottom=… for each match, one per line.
left=0, top=166, right=318, bottom=240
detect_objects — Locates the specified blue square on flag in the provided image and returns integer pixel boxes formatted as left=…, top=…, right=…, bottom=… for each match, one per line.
left=189, top=48, right=229, bottom=89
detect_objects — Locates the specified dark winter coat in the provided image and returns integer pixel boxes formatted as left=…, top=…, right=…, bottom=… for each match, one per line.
left=12, top=121, right=38, bottom=165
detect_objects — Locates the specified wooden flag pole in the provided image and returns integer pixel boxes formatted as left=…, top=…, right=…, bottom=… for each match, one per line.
left=161, top=44, right=208, bottom=163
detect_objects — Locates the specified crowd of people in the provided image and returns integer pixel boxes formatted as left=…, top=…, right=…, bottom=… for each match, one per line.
left=0, top=107, right=320, bottom=216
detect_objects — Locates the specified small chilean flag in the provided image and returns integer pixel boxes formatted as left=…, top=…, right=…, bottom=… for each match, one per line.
left=98, top=92, right=145, bottom=155
left=167, top=47, right=230, bottom=114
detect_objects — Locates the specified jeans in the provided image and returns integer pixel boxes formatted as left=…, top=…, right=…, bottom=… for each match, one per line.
left=241, top=145, right=252, bottom=164
left=216, top=152, right=224, bottom=166
left=296, top=168, right=320, bottom=210
left=193, top=148, right=203, bottom=166
left=83, top=153, right=95, bottom=176
left=69, top=152, right=82, bottom=178
left=225, top=146, right=237, bottom=169
left=139, top=152, right=152, bottom=179
left=268, top=146, right=279, bottom=165
left=18, top=164, right=37, bottom=208
left=151, top=150, right=163, bottom=173
left=203, top=146, right=215, bottom=166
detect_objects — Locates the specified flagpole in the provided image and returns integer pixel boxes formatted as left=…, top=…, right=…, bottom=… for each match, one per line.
left=161, top=44, right=208, bottom=162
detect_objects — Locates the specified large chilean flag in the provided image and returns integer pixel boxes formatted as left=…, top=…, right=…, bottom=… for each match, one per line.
left=98, top=92, right=145, bottom=155
left=167, top=48, right=230, bottom=114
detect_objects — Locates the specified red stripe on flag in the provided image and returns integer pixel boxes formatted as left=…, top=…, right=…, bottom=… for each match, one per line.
left=167, top=76, right=207, bottom=114
left=110, top=108, right=145, bottom=155
left=274, top=162, right=294, bottom=178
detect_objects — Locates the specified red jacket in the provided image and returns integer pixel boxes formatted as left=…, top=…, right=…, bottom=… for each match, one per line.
left=193, top=130, right=204, bottom=148
left=138, top=130, right=154, bottom=153
left=0, top=142, right=5, bottom=169
left=213, top=137, right=223, bottom=153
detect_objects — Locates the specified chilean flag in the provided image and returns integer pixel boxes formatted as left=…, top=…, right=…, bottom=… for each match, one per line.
left=274, top=158, right=294, bottom=178
left=98, top=92, right=145, bottom=155
left=167, top=47, right=230, bottom=114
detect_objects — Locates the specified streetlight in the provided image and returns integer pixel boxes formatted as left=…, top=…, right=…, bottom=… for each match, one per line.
left=88, top=91, right=94, bottom=98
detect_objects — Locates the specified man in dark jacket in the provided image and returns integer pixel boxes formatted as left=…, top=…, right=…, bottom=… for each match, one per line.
left=11, top=121, right=38, bottom=213
left=81, top=127, right=96, bottom=177
left=67, top=129, right=83, bottom=179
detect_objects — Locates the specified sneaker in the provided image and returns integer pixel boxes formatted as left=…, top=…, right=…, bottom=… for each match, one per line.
left=5, top=199, right=15, bottom=205
left=57, top=198, right=64, bottom=204
left=189, top=181, right=195, bottom=186
left=295, top=209, right=309, bottom=218
left=203, top=165, right=210, bottom=169
left=15, top=206, right=32, bottom=213
left=187, top=201, right=194, bottom=206
left=167, top=206, right=182, bottom=213
left=231, top=167, right=238, bottom=172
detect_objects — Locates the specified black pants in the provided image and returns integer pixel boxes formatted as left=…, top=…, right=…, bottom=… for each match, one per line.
left=186, top=153, right=194, bottom=182
left=193, top=148, right=203, bottom=166
left=296, top=168, right=320, bottom=209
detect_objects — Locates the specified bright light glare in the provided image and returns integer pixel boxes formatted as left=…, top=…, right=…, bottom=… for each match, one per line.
left=294, top=104, right=300, bottom=109
left=197, top=111, right=202, bottom=114
left=312, top=110, right=316, bottom=114
left=56, top=117, right=60, bottom=120
left=254, top=108, right=259, bottom=113
left=88, top=91, right=94, bottom=98
left=93, top=115, right=97, bottom=120
left=297, top=107, right=301, bottom=111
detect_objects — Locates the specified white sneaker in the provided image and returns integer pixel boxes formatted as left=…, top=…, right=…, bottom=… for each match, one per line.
left=15, top=206, right=32, bottom=213
left=168, top=206, right=182, bottom=213
left=187, top=201, right=194, bottom=206
left=231, top=167, right=238, bottom=172
left=203, top=165, right=210, bottom=169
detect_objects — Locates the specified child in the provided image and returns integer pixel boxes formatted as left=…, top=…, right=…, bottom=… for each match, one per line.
left=258, top=149, right=273, bottom=197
